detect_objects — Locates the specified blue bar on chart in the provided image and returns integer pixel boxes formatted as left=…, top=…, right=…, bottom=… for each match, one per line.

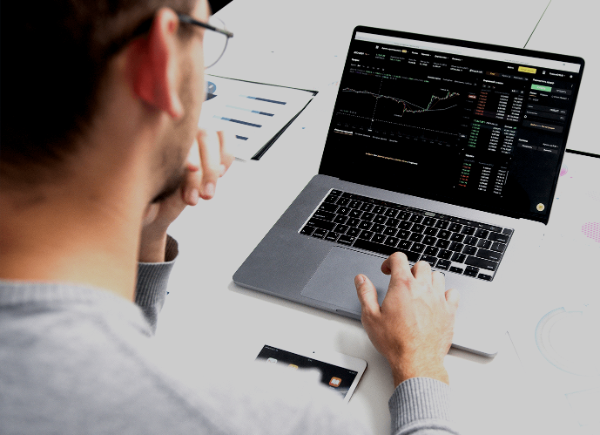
left=239, top=95, right=287, bottom=105
left=213, top=116, right=262, bottom=128
left=226, top=105, right=274, bottom=117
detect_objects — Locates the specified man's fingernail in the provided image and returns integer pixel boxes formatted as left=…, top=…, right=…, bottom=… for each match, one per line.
left=219, top=164, right=226, bottom=177
left=203, top=183, right=215, bottom=197
left=188, top=188, right=199, bottom=205
left=355, top=275, right=365, bottom=285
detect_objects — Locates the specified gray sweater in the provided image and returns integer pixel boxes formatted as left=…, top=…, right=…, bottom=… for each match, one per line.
left=0, top=238, right=459, bottom=435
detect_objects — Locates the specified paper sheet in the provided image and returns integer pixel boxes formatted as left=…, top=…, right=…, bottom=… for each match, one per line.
left=198, top=75, right=315, bottom=160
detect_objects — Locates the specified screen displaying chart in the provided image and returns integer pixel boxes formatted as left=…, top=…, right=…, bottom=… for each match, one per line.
left=319, top=30, right=583, bottom=222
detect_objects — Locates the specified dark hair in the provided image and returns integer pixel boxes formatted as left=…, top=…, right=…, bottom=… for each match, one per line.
left=1, top=0, right=196, bottom=182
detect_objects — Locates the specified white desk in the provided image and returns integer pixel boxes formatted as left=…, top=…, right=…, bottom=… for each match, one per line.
left=154, top=2, right=600, bottom=434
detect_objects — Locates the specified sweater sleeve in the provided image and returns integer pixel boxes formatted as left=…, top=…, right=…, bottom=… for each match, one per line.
left=389, top=377, right=461, bottom=435
left=135, top=236, right=179, bottom=334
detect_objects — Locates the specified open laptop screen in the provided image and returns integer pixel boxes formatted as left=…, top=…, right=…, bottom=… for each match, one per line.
left=319, top=26, right=584, bottom=224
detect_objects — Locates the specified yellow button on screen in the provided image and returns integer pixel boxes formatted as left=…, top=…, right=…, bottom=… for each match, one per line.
left=518, top=66, right=537, bottom=74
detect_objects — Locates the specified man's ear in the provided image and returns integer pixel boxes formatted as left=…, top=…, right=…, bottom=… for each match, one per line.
left=127, top=8, right=185, bottom=119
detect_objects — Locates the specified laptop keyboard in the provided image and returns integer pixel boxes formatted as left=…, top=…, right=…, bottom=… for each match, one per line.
left=299, top=189, right=513, bottom=281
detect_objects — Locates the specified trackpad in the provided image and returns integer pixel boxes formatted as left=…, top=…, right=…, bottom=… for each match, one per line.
left=301, top=247, right=391, bottom=315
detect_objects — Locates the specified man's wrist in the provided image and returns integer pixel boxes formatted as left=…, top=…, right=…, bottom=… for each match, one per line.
left=139, top=231, right=168, bottom=263
left=390, top=360, right=449, bottom=387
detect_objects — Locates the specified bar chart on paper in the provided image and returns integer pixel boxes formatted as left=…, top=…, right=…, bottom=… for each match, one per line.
left=198, top=75, right=315, bottom=160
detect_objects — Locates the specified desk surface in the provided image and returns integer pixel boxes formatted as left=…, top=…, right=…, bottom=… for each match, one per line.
left=155, top=2, right=600, bottom=434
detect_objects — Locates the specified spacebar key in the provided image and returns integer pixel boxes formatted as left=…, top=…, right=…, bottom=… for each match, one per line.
left=353, top=239, right=420, bottom=262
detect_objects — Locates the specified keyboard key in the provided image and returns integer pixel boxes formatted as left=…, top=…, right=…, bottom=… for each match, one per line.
left=449, top=242, right=464, bottom=252
left=477, top=239, right=492, bottom=249
left=435, top=239, right=450, bottom=249
left=409, top=233, right=424, bottom=242
left=451, top=253, right=466, bottom=263
left=319, top=203, right=338, bottom=213
left=399, top=240, right=413, bottom=250
left=491, top=242, right=507, bottom=253
left=335, top=224, right=350, bottom=234
left=349, top=210, right=363, bottom=218
left=464, top=236, right=478, bottom=246
left=373, top=206, right=385, bottom=214
left=448, top=223, right=462, bottom=232
left=347, top=218, right=360, bottom=227
left=460, top=226, right=476, bottom=235
left=477, top=274, right=492, bottom=281
left=423, top=236, right=436, bottom=246
left=372, top=224, right=385, bottom=233
left=436, top=259, right=451, bottom=270
left=450, top=266, right=463, bottom=274
left=338, top=235, right=355, bottom=245
left=312, top=229, right=327, bottom=239
left=474, top=229, right=489, bottom=239
left=347, top=228, right=361, bottom=237
left=462, top=245, right=477, bottom=256
left=373, top=234, right=386, bottom=244
left=386, top=218, right=400, bottom=227
left=476, top=248, right=501, bottom=262
left=399, top=221, right=413, bottom=230
left=410, top=214, right=424, bottom=223
left=424, top=246, right=439, bottom=256
left=353, top=239, right=420, bottom=262
left=333, top=215, right=348, bottom=224
left=337, top=207, right=350, bottom=215
left=349, top=200, right=361, bottom=208
left=398, top=212, right=412, bottom=220
left=420, top=255, right=437, bottom=267
left=383, top=227, right=398, bottom=236
left=358, top=221, right=372, bottom=230
left=362, top=212, right=375, bottom=221
left=385, top=208, right=399, bottom=218
left=437, top=230, right=451, bottom=240
left=330, top=189, right=342, bottom=196
left=438, top=249, right=453, bottom=260
left=411, top=243, right=425, bottom=253
left=450, top=233, right=465, bottom=242
left=385, top=237, right=399, bottom=247
left=336, top=197, right=349, bottom=206
left=424, top=227, right=439, bottom=236
left=325, top=232, right=340, bottom=242
left=501, top=228, right=514, bottom=236
left=423, top=217, right=436, bottom=226
left=301, top=226, right=315, bottom=235
left=324, top=194, right=339, bottom=203
left=314, top=210, right=335, bottom=221
left=464, top=266, right=479, bottom=277
left=397, top=230, right=410, bottom=239
left=373, top=215, right=387, bottom=224
left=465, top=256, right=498, bottom=271
left=488, top=232, right=509, bottom=243
left=307, top=218, right=336, bottom=231
left=435, top=220, right=449, bottom=229
left=360, top=203, right=374, bottom=212
left=412, top=224, right=425, bottom=233
left=358, top=230, right=374, bottom=240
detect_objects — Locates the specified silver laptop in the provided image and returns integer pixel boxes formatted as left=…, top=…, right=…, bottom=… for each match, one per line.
left=234, top=26, right=584, bottom=356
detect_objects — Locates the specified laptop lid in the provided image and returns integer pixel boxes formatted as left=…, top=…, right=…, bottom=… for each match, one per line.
left=319, top=26, right=584, bottom=224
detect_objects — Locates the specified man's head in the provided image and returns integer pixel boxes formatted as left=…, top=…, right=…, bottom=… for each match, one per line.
left=2, top=0, right=208, bottom=202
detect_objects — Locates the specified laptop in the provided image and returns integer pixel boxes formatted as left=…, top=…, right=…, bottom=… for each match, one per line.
left=234, top=26, right=585, bottom=356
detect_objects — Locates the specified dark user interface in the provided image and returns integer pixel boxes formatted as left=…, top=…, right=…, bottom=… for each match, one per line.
left=321, top=32, right=582, bottom=223
left=256, top=345, right=358, bottom=399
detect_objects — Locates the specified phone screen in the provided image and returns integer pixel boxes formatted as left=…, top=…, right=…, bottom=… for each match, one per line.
left=255, top=345, right=359, bottom=399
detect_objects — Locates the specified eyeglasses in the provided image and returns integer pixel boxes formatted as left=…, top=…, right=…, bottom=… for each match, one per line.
left=177, top=14, right=233, bottom=69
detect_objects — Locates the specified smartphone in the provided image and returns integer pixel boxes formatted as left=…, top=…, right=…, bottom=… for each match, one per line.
left=255, top=344, right=367, bottom=402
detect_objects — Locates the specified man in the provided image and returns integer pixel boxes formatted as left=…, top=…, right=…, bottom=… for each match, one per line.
left=0, top=0, right=460, bottom=433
